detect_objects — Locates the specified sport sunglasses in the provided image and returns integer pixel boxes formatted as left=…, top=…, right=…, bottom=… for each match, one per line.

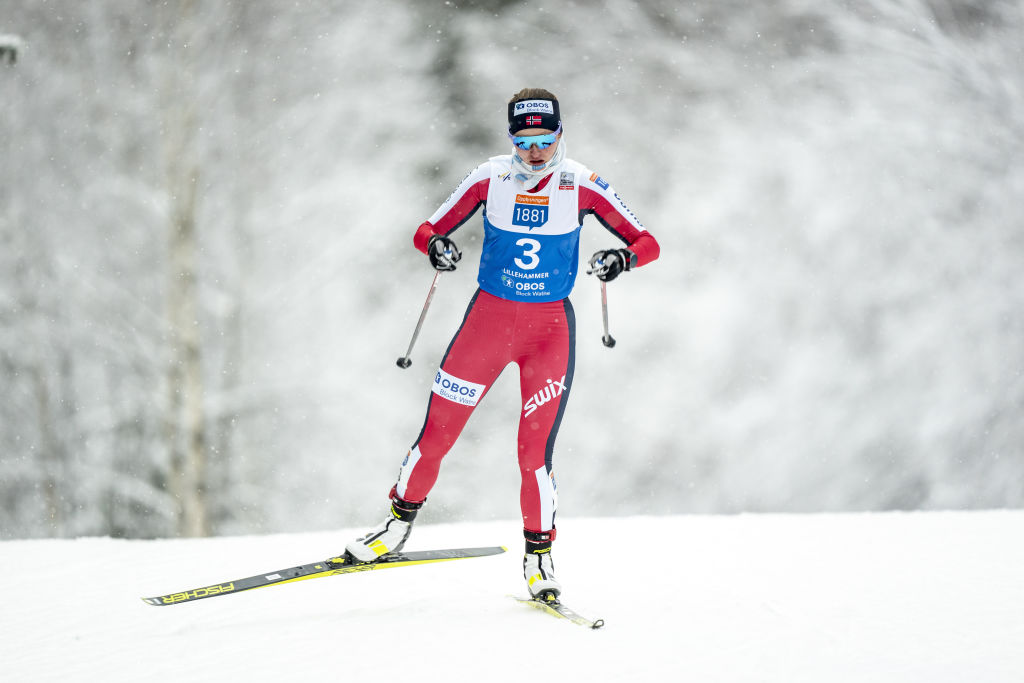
left=508, top=123, right=562, bottom=150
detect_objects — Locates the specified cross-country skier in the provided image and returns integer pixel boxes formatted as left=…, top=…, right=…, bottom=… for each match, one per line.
left=345, top=88, right=660, bottom=598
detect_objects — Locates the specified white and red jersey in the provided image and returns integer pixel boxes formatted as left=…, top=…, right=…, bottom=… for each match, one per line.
left=395, top=154, right=660, bottom=534
left=414, top=155, right=660, bottom=302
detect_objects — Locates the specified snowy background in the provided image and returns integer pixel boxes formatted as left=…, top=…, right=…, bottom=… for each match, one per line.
left=2, top=0, right=1024, bottom=540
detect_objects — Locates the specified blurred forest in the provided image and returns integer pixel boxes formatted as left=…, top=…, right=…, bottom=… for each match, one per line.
left=2, top=0, right=1022, bottom=539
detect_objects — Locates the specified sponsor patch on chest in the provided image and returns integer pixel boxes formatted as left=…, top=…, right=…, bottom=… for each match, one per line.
left=513, top=193, right=549, bottom=230
left=558, top=172, right=575, bottom=190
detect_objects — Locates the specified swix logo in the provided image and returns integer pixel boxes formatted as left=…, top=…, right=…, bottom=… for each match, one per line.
left=440, top=167, right=478, bottom=207
left=614, top=192, right=644, bottom=227
left=523, top=375, right=568, bottom=417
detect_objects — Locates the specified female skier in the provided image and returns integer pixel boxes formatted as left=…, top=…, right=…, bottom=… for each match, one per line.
left=345, top=88, right=660, bottom=598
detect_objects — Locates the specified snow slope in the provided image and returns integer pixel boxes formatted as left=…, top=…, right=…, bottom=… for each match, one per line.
left=3, top=512, right=1022, bottom=683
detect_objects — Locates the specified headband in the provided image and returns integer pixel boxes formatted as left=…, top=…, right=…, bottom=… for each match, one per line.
left=508, top=98, right=561, bottom=134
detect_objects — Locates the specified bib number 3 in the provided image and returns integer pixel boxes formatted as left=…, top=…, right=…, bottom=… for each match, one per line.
left=514, top=238, right=541, bottom=270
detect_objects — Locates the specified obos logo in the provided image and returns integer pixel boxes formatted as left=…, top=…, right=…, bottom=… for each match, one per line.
left=514, top=99, right=554, bottom=115
left=433, top=369, right=485, bottom=407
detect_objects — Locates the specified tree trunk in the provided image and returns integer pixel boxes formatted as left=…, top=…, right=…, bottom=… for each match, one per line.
left=162, top=0, right=209, bottom=538
left=165, top=155, right=209, bottom=538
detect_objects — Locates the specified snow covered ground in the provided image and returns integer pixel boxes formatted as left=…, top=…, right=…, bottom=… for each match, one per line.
left=3, top=512, right=1022, bottom=682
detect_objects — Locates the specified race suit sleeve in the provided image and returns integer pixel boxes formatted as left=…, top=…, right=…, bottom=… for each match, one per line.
left=579, top=172, right=660, bottom=268
left=413, top=162, right=492, bottom=254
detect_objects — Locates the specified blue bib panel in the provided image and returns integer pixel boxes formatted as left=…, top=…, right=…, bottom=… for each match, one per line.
left=478, top=218, right=582, bottom=300
left=477, top=158, right=585, bottom=302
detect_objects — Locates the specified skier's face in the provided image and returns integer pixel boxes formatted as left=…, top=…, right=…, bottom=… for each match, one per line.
left=513, top=128, right=560, bottom=168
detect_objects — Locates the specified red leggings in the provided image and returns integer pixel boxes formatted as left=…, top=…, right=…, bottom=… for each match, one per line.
left=394, top=289, right=575, bottom=533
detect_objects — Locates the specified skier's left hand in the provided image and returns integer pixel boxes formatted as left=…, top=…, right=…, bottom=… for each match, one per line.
left=587, top=249, right=634, bottom=282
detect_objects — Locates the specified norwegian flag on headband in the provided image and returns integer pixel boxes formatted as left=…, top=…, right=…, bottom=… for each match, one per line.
left=508, top=97, right=561, bottom=134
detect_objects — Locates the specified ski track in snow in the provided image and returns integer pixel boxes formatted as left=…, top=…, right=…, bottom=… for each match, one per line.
left=2, top=512, right=1023, bottom=683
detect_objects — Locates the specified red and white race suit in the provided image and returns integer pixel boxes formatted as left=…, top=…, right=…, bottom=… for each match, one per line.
left=396, top=154, right=659, bottom=535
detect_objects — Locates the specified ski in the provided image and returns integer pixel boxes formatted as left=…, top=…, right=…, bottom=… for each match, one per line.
left=142, top=546, right=507, bottom=606
left=515, top=592, right=605, bottom=629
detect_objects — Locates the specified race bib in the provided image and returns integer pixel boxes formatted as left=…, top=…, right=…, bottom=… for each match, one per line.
left=512, top=194, right=548, bottom=230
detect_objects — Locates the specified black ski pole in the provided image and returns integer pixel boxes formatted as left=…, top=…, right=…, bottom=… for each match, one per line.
left=600, top=279, right=616, bottom=348
left=397, top=271, right=442, bottom=369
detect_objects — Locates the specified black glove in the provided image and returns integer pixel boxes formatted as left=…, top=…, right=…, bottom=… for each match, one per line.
left=587, top=249, right=635, bottom=282
left=428, top=234, right=462, bottom=271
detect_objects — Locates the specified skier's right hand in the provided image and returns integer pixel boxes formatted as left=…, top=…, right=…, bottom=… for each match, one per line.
left=428, top=234, right=462, bottom=271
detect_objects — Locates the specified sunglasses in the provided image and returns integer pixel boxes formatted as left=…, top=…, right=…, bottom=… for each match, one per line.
left=509, top=124, right=562, bottom=150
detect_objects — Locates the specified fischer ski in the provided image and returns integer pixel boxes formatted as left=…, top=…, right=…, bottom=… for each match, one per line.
left=515, top=591, right=605, bottom=629
left=142, top=546, right=506, bottom=607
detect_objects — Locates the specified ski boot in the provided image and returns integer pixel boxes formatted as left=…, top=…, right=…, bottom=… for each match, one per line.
left=523, top=528, right=561, bottom=598
left=345, top=492, right=423, bottom=563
